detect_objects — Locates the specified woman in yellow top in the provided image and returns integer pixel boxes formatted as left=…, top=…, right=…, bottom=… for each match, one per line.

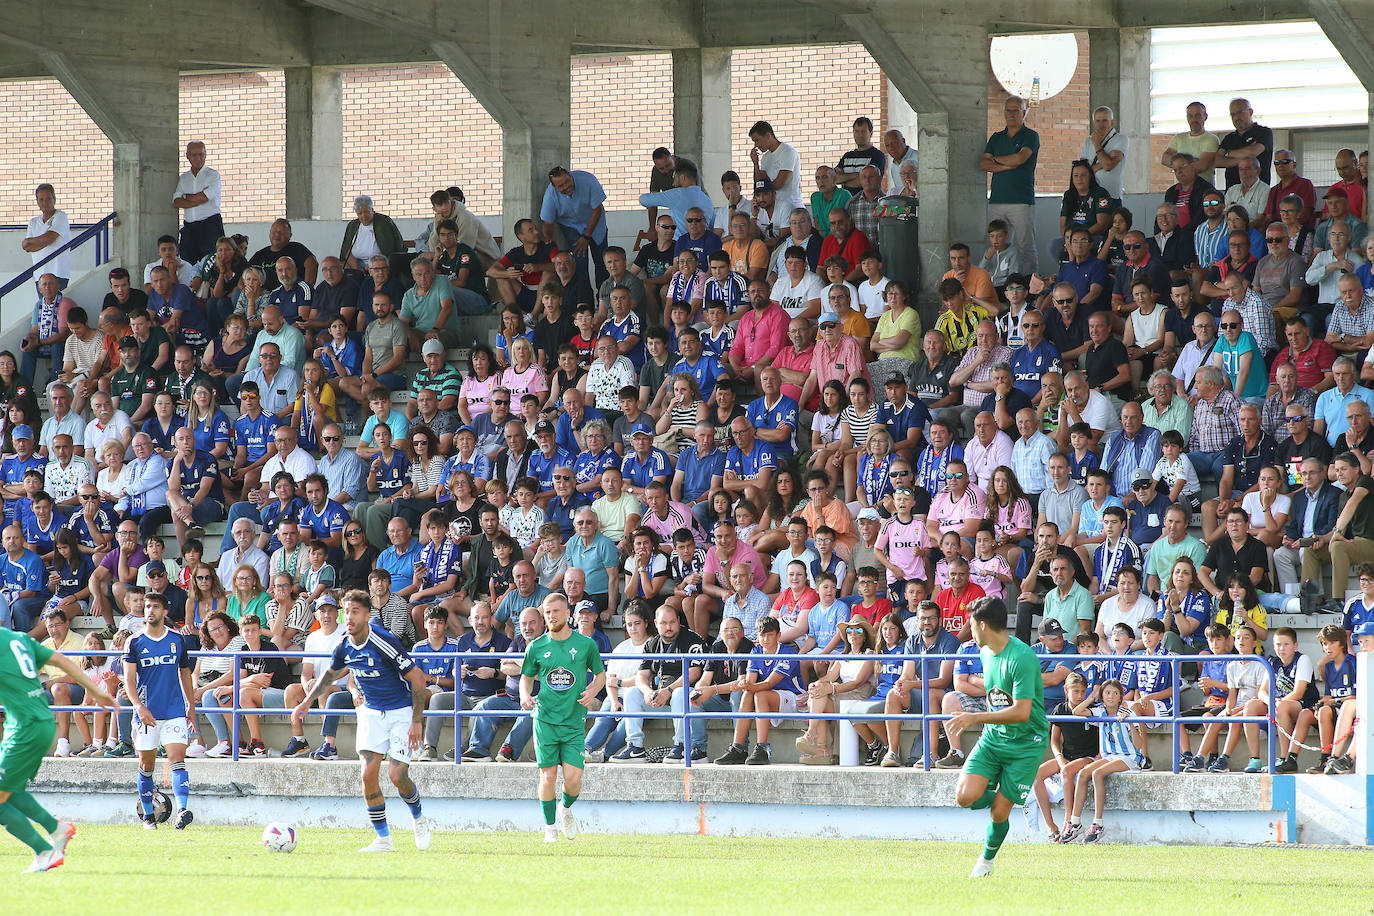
left=291, top=356, right=339, bottom=453
left=868, top=279, right=924, bottom=379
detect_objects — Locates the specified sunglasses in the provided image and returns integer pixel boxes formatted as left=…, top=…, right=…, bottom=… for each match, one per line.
left=1132, top=482, right=1151, bottom=490
left=322, top=435, right=339, bottom=442
left=1021, top=322, right=1041, bottom=328
left=1266, top=237, right=1285, bottom=243
left=1274, top=158, right=1295, bottom=165
left=194, top=575, right=213, bottom=581
left=346, top=529, right=364, bottom=536
left=492, top=399, right=509, bottom=405
left=889, top=471, right=910, bottom=479
left=945, top=472, right=965, bottom=480
left=1123, top=243, right=1142, bottom=250
left=1285, top=415, right=1308, bottom=423
left=81, top=494, right=99, bottom=501
left=1220, top=322, right=1240, bottom=329
left=845, top=626, right=867, bottom=634
left=239, top=393, right=258, bottom=399
left=686, top=217, right=705, bottom=223
left=1203, top=200, right=1223, bottom=206
left=1053, top=298, right=1074, bottom=305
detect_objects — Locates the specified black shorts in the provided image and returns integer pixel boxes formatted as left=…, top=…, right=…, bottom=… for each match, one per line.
left=1180, top=702, right=1226, bottom=732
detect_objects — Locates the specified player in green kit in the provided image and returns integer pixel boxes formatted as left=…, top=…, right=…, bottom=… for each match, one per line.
left=946, top=597, right=1049, bottom=879
left=520, top=593, right=605, bottom=844
left=0, top=629, right=116, bottom=873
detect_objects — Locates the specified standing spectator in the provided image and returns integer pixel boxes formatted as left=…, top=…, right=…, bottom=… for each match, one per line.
left=1214, top=97, right=1274, bottom=188
left=172, top=142, right=224, bottom=264
left=845, top=166, right=885, bottom=244
left=638, top=159, right=715, bottom=236
left=22, top=184, right=69, bottom=291
left=835, top=116, right=886, bottom=190
left=1160, top=101, right=1220, bottom=176
left=542, top=166, right=608, bottom=287
left=980, top=95, right=1040, bottom=273
left=339, top=195, right=404, bottom=273
left=1083, top=107, right=1128, bottom=208
left=748, top=121, right=805, bottom=217
left=882, top=129, right=919, bottom=194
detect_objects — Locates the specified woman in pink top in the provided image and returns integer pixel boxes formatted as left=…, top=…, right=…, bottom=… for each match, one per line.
left=458, top=343, right=499, bottom=423
left=925, top=458, right=986, bottom=558
left=498, top=337, right=549, bottom=401
left=772, top=559, right=819, bottom=644
left=987, top=465, right=1033, bottom=571
left=874, top=488, right=929, bottom=591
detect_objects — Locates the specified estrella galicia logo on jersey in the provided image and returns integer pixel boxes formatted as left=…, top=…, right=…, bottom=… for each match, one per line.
left=987, top=686, right=1011, bottom=710
left=546, top=667, right=575, bottom=691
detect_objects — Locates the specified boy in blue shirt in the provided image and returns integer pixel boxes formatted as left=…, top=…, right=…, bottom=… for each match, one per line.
left=1181, top=624, right=1234, bottom=772
left=1122, top=618, right=1173, bottom=770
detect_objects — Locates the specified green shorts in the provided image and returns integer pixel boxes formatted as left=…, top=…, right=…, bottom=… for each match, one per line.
left=0, top=720, right=56, bottom=794
left=533, top=720, right=586, bottom=769
left=964, top=735, right=1045, bottom=806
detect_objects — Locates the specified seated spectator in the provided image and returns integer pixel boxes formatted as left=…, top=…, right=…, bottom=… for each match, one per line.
left=1317, top=186, right=1367, bottom=251
left=461, top=605, right=544, bottom=762
left=712, top=616, right=804, bottom=767
left=1306, top=223, right=1365, bottom=308
left=1275, top=456, right=1338, bottom=596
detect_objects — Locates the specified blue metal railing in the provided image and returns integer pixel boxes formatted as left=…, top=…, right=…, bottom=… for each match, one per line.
left=0, top=213, right=116, bottom=299
left=36, top=648, right=1277, bottom=775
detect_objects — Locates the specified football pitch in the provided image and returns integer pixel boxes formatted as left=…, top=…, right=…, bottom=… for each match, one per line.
left=3, top=824, right=1366, bottom=913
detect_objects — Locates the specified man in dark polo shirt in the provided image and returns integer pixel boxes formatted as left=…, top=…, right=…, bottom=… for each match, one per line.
left=1082, top=310, right=1131, bottom=404
left=1111, top=231, right=1170, bottom=311
left=1043, top=283, right=1090, bottom=367
left=1200, top=506, right=1270, bottom=595
left=910, top=331, right=961, bottom=428
left=1276, top=402, right=1332, bottom=489
left=1214, top=97, right=1275, bottom=188
left=307, top=257, right=358, bottom=347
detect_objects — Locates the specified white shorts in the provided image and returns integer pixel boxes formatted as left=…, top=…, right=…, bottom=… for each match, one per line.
left=772, top=690, right=808, bottom=727
left=1141, top=698, right=1173, bottom=727
left=1102, top=752, right=1141, bottom=769
left=133, top=717, right=189, bottom=752
left=356, top=705, right=413, bottom=763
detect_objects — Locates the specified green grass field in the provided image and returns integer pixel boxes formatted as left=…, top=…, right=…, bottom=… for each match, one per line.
left=2, top=825, right=1367, bottom=914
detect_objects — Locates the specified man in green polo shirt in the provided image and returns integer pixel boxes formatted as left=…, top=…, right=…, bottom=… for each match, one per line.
left=106, top=336, right=159, bottom=424
left=980, top=95, right=1040, bottom=275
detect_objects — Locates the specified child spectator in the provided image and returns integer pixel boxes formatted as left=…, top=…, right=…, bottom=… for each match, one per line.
left=1322, top=622, right=1374, bottom=774
left=969, top=523, right=1013, bottom=600
left=1181, top=624, right=1235, bottom=772
left=1270, top=625, right=1319, bottom=774
left=1030, top=671, right=1097, bottom=841
left=1122, top=618, right=1173, bottom=770
left=1066, top=423, right=1099, bottom=487
left=665, top=527, right=709, bottom=636
left=500, top=476, right=544, bottom=550
left=1062, top=678, right=1142, bottom=843
left=301, top=541, right=336, bottom=604
left=1310, top=624, right=1357, bottom=773
left=1153, top=429, right=1202, bottom=516
left=1212, top=624, right=1271, bottom=773
left=532, top=521, right=570, bottom=590
left=981, top=219, right=1019, bottom=290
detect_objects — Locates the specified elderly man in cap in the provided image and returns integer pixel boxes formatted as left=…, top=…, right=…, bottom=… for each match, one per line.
left=527, top=420, right=576, bottom=506
left=801, top=310, right=870, bottom=410
left=408, top=337, right=462, bottom=420
left=620, top=427, right=672, bottom=503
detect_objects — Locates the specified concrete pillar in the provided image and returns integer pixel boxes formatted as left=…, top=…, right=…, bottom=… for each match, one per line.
left=885, top=79, right=918, bottom=156
left=1089, top=28, right=1152, bottom=196
left=433, top=33, right=572, bottom=242
left=285, top=66, right=343, bottom=221
left=42, top=51, right=179, bottom=271
left=842, top=13, right=989, bottom=320
left=673, top=47, right=732, bottom=188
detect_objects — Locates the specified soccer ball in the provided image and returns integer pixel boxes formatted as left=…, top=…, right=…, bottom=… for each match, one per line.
left=262, top=822, right=297, bottom=853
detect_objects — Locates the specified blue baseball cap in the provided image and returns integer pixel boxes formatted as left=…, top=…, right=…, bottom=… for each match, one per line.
left=12, top=424, right=33, bottom=441
left=819, top=312, right=840, bottom=326
left=1355, top=622, right=1374, bottom=637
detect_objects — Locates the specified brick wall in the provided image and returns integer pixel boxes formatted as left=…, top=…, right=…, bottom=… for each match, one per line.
left=339, top=65, right=502, bottom=219
left=570, top=54, right=674, bottom=213
left=180, top=70, right=285, bottom=222
left=0, top=80, right=112, bottom=223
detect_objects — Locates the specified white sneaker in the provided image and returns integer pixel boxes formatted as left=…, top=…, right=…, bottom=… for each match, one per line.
left=559, top=805, right=577, bottom=840
left=185, top=740, right=208, bottom=758
left=48, top=822, right=76, bottom=860
left=543, top=825, right=558, bottom=843
left=204, top=740, right=231, bottom=758
left=22, top=848, right=62, bottom=873
left=411, top=815, right=432, bottom=851
left=359, top=835, right=394, bottom=853
left=969, top=856, right=994, bottom=879
left=54, top=738, right=71, bottom=758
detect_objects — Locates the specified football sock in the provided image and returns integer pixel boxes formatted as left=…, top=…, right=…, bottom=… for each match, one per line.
left=541, top=799, right=558, bottom=826
left=8, top=791, right=57, bottom=834
left=366, top=804, right=389, bottom=838
left=0, top=801, right=51, bottom=854
left=171, top=762, right=190, bottom=810
left=982, top=818, right=1010, bottom=861
left=1092, top=818, right=1102, bottom=827
left=137, top=769, right=156, bottom=817
left=400, top=789, right=422, bottom=819
left=970, top=786, right=998, bottom=811
left=1070, top=816, right=1081, bottom=826
left=562, top=791, right=578, bottom=809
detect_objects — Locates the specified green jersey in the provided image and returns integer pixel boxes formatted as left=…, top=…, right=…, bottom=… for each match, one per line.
left=979, top=637, right=1048, bottom=748
left=110, top=365, right=159, bottom=413
left=0, top=630, right=55, bottom=726
left=521, top=631, right=604, bottom=730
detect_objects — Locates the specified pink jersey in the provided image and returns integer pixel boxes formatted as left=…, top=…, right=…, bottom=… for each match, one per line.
left=969, top=554, right=1011, bottom=599
left=930, top=486, right=987, bottom=535
left=875, top=514, right=929, bottom=583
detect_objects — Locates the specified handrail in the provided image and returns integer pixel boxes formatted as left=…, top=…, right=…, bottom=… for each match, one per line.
left=35, top=648, right=1278, bottom=774
left=0, top=211, right=117, bottom=299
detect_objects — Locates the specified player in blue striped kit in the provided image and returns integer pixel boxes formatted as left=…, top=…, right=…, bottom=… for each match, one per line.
left=293, top=589, right=433, bottom=852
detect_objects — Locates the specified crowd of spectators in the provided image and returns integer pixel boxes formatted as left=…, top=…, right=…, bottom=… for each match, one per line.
left=13, top=100, right=1371, bottom=775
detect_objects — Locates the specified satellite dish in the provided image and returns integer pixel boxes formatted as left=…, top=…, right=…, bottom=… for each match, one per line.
left=990, top=34, right=1079, bottom=106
